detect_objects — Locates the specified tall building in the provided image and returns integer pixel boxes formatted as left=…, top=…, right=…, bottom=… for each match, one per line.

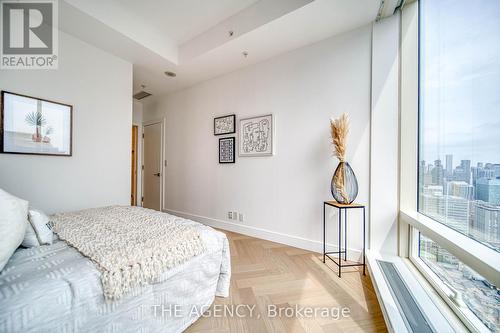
left=421, top=185, right=444, bottom=219
left=471, top=166, right=478, bottom=188
left=421, top=193, right=443, bottom=218
left=448, top=181, right=474, bottom=200
left=421, top=192, right=469, bottom=234
left=473, top=166, right=495, bottom=184
left=476, top=178, right=500, bottom=205
left=460, top=160, right=471, bottom=184
left=423, top=185, right=444, bottom=195
left=419, top=236, right=457, bottom=265
left=485, top=169, right=495, bottom=179
left=419, top=160, right=425, bottom=184
left=432, top=159, right=445, bottom=187
left=444, top=195, right=470, bottom=234
left=493, top=164, right=500, bottom=178
left=471, top=201, right=500, bottom=251
left=419, top=160, right=426, bottom=207
left=445, top=154, right=453, bottom=177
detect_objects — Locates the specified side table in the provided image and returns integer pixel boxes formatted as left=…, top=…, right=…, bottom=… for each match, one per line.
left=323, top=201, right=366, bottom=277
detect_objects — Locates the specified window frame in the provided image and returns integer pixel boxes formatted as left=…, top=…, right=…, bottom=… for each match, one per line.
left=408, top=228, right=494, bottom=333
left=399, top=1, right=500, bottom=332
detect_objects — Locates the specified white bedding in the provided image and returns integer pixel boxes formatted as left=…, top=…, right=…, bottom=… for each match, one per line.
left=52, top=206, right=207, bottom=300
left=0, top=217, right=231, bottom=333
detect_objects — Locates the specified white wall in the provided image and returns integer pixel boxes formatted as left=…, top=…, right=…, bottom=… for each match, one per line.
left=370, top=13, right=400, bottom=255
left=133, top=100, right=143, bottom=205
left=143, top=26, right=372, bottom=258
left=0, top=31, right=133, bottom=214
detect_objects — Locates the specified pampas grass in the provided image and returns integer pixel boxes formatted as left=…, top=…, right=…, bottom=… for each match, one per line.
left=330, top=113, right=350, bottom=203
left=330, top=113, right=349, bottom=162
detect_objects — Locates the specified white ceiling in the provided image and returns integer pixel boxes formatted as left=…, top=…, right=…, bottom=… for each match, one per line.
left=114, top=0, right=261, bottom=43
left=60, top=0, right=382, bottom=98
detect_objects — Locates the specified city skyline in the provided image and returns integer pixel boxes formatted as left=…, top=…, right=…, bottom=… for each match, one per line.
left=420, top=154, right=500, bottom=172
left=420, top=153, right=500, bottom=170
left=419, top=151, right=500, bottom=254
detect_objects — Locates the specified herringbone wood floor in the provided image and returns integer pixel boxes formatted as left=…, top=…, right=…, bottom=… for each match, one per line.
left=186, top=230, right=387, bottom=333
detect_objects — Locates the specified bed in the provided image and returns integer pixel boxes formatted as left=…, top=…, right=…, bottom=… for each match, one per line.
left=0, top=209, right=231, bottom=333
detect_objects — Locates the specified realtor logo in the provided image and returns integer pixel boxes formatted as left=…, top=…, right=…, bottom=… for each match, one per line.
left=1, top=0, right=58, bottom=69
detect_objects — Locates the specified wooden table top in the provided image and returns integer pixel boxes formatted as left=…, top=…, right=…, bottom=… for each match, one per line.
left=324, top=201, right=365, bottom=208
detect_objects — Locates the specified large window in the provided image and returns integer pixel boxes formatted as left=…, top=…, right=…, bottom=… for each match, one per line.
left=418, top=0, right=500, bottom=252
left=414, top=0, right=500, bottom=332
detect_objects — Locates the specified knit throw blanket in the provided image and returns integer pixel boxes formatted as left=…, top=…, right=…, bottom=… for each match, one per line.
left=51, top=206, right=205, bottom=300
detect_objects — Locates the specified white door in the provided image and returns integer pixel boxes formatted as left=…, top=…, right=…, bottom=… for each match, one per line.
left=142, top=122, right=162, bottom=210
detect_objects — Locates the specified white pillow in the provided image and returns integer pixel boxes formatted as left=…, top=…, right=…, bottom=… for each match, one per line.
left=28, top=208, right=53, bottom=245
left=22, top=222, right=40, bottom=248
left=0, top=189, right=28, bottom=271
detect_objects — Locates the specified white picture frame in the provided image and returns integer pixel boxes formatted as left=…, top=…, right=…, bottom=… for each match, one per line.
left=239, top=114, right=274, bottom=157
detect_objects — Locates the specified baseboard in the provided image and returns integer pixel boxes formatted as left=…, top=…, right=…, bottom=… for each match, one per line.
left=163, top=208, right=362, bottom=261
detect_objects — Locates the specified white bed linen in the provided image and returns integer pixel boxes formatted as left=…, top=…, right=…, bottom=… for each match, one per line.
left=0, top=219, right=230, bottom=333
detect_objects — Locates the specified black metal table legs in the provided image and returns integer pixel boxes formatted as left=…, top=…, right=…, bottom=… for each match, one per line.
left=323, top=202, right=366, bottom=277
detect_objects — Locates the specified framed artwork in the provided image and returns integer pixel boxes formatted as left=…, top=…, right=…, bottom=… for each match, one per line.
left=219, top=137, right=235, bottom=163
left=214, top=114, right=236, bottom=136
left=1, top=91, right=72, bottom=156
left=239, top=114, right=274, bottom=157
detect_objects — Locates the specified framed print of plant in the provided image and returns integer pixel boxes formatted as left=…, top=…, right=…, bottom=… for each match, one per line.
left=1, top=91, right=72, bottom=156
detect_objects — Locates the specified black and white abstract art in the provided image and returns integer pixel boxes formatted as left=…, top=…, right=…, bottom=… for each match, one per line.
left=214, top=114, right=236, bottom=135
left=239, top=114, right=274, bottom=157
left=219, top=137, right=235, bottom=163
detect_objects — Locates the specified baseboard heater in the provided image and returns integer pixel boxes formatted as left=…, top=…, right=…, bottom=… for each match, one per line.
left=377, top=260, right=435, bottom=333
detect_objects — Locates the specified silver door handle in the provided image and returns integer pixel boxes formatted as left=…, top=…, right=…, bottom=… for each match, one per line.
left=154, top=173, right=160, bottom=177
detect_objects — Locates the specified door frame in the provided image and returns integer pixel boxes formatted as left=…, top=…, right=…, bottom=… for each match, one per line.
left=131, top=125, right=139, bottom=205
left=141, top=118, right=165, bottom=211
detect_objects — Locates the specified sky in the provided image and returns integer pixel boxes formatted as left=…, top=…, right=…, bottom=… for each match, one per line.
left=419, top=0, right=500, bottom=168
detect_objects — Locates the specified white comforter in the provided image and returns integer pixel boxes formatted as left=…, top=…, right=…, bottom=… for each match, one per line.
left=0, top=217, right=231, bottom=333
left=52, top=206, right=207, bottom=300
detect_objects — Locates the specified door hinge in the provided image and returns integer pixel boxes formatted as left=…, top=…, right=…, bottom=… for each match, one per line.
left=142, top=165, right=144, bottom=170
left=141, top=196, right=144, bottom=202
left=142, top=133, right=144, bottom=139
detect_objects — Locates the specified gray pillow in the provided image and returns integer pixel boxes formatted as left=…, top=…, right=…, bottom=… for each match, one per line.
left=0, top=189, right=28, bottom=271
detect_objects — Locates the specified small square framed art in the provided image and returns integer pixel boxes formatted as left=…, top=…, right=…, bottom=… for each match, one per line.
left=219, top=137, right=235, bottom=163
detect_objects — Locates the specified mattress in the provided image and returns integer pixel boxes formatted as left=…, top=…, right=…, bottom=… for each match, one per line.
left=0, top=219, right=231, bottom=333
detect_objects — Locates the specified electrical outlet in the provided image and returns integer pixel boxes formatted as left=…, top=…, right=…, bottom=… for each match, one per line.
left=228, top=212, right=232, bottom=219
left=233, top=211, right=238, bottom=220
left=239, top=213, right=244, bottom=222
